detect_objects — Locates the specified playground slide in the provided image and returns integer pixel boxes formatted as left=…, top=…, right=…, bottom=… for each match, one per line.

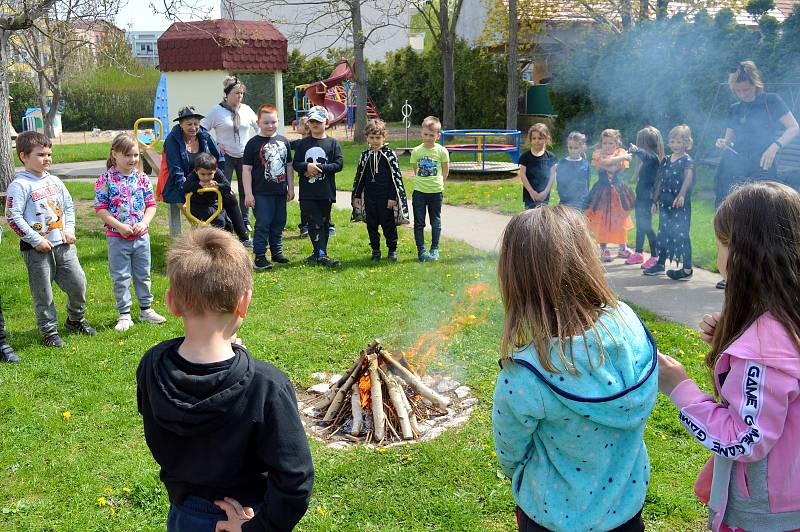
left=304, top=60, right=352, bottom=127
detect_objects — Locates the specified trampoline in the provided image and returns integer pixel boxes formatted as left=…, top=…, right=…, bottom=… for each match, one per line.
left=440, top=129, right=521, bottom=173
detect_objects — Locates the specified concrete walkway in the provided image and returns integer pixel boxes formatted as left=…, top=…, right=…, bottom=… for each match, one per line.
left=43, top=160, right=722, bottom=328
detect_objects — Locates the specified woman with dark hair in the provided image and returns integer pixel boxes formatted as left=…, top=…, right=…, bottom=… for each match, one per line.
left=713, top=60, right=799, bottom=288
left=202, top=77, right=258, bottom=233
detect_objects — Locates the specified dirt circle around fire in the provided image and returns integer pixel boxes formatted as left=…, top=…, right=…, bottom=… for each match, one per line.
left=297, top=371, right=477, bottom=450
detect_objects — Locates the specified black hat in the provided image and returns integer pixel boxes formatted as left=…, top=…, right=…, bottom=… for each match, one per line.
left=174, top=106, right=205, bottom=122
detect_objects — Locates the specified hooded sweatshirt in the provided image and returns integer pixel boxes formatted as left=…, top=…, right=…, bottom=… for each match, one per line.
left=493, top=302, right=658, bottom=532
left=5, top=170, right=75, bottom=251
left=136, top=338, right=314, bottom=531
left=670, top=312, right=800, bottom=532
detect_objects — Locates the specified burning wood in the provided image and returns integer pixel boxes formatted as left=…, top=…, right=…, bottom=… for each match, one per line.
left=306, top=340, right=454, bottom=445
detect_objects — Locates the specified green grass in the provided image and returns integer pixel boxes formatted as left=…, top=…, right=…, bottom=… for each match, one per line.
left=13, top=142, right=113, bottom=166
left=1, top=182, right=715, bottom=530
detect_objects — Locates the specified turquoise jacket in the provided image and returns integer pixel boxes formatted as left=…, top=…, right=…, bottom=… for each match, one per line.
left=493, top=302, right=658, bottom=531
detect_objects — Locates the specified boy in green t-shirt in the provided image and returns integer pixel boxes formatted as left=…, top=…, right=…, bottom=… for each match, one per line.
left=410, top=116, right=450, bottom=262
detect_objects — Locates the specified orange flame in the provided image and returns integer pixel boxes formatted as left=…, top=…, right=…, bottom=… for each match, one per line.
left=358, top=373, right=372, bottom=408
left=404, top=282, right=495, bottom=371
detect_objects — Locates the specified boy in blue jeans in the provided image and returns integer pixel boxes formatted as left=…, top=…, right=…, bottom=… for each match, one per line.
left=410, top=116, right=450, bottom=262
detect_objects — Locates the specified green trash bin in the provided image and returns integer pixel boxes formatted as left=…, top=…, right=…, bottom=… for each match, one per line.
left=526, top=84, right=556, bottom=115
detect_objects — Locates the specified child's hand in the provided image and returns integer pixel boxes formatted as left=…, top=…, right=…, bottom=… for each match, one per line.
left=387, top=199, right=397, bottom=209
left=307, top=163, right=322, bottom=176
left=651, top=203, right=658, bottom=215
left=715, top=138, right=730, bottom=150
left=657, top=352, right=690, bottom=396
left=63, top=232, right=76, bottom=244
left=699, top=312, right=721, bottom=345
left=672, top=196, right=685, bottom=208
left=629, top=143, right=638, bottom=153
left=352, top=198, right=362, bottom=209
left=244, top=194, right=255, bottom=209
left=200, top=180, right=218, bottom=189
left=287, top=189, right=295, bottom=202
left=117, top=225, right=134, bottom=238
left=213, top=497, right=254, bottom=532
left=35, top=240, right=54, bottom=253
left=131, top=222, right=148, bottom=236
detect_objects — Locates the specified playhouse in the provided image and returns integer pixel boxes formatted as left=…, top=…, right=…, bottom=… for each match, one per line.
left=20, top=108, right=63, bottom=137
left=156, top=19, right=288, bottom=134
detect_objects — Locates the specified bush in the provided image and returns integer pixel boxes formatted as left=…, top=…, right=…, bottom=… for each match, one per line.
left=9, top=81, right=38, bottom=130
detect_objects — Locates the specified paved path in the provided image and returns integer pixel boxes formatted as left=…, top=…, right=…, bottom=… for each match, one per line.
left=44, top=160, right=722, bottom=328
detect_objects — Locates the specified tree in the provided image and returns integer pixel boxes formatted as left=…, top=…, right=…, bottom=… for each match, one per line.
left=1, top=0, right=58, bottom=193
left=9, top=0, right=121, bottom=139
left=506, top=0, right=518, bottom=130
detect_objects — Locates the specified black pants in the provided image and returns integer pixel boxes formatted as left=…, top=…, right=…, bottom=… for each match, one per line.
left=365, top=196, right=398, bottom=252
left=634, top=199, right=657, bottom=255
left=412, top=190, right=442, bottom=252
left=0, top=297, right=7, bottom=344
left=190, top=188, right=249, bottom=241
left=224, top=155, right=250, bottom=227
left=300, top=199, right=333, bottom=256
left=517, top=506, right=644, bottom=532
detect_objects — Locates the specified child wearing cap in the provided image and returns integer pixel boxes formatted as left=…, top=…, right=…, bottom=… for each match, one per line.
left=292, top=106, right=344, bottom=267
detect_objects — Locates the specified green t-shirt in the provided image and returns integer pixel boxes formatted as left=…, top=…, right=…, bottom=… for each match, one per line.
left=410, top=143, right=450, bottom=193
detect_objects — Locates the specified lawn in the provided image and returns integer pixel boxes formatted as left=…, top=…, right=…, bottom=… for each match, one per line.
left=0, top=181, right=717, bottom=530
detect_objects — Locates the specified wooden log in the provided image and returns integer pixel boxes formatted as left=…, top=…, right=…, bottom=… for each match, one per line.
left=322, top=362, right=365, bottom=423
left=350, top=383, right=363, bottom=435
left=384, top=372, right=413, bottom=439
left=314, top=350, right=367, bottom=411
left=369, top=354, right=385, bottom=442
left=401, top=389, right=420, bottom=434
left=380, top=350, right=451, bottom=409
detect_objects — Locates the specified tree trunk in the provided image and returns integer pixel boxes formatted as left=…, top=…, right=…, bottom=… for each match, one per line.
left=639, top=0, right=649, bottom=20
left=656, top=0, right=669, bottom=19
left=506, top=0, right=519, bottom=130
left=0, top=30, right=15, bottom=193
left=350, top=0, right=368, bottom=143
left=440, top=0, right=455, bottom=129
left=621, top=0, right=633, bottom=28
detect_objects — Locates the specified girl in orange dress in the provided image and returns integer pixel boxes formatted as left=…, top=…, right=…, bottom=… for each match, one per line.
left=585, top=129, right=634, bottom=262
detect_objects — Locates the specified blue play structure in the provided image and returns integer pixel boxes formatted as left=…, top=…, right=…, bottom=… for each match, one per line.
left=152, top=73, right=169, bottom=138
left=440, top=129, right=522, bottom=173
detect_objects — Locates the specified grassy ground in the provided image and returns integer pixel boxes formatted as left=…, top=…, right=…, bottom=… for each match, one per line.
left=0, top=181, right=715, bottom=530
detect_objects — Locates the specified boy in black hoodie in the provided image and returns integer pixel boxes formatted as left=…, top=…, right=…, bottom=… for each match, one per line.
left=136, top=227, right=313, bottom=532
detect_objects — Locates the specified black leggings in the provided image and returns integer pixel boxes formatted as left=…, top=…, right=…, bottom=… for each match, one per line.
left=634, top=200, right=657, bottom=255
left=516, top=506, right=644, bottom=532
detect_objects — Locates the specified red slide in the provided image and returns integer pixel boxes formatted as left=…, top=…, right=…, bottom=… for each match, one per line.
left=304, top=60, right=352, bottom=127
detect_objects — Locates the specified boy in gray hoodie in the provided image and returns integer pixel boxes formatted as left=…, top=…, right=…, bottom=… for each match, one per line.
left=5, top=132, right=95, bottom=347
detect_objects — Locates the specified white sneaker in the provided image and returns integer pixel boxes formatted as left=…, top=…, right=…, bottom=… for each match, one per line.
left=139, top=308, right=167, bottom=324
left=114, top=314, right=134, bottom=332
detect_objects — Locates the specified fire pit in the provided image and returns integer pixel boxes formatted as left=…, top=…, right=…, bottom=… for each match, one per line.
left=298, top=340, right=476, bottom=448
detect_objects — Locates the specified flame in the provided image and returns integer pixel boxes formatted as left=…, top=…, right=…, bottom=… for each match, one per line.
left=404, top=282, right=495, bottom=371
left=358, top=372, right=372, bottom=408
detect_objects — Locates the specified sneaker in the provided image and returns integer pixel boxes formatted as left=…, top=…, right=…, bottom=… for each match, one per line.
left=328, top=226, right=336, bottom=236
left=0, top=343, right=20, bottom=363
left=371, top=250, right=382, bottom=261
left=272, top=254, right=290, bottom=264
left=716, top=279, right=727, bottom=290
left=667, top=268, right=693, bottom=281
left=643, top=263, right=666, bottom=276
left=641, top=256, right=659, bottom=269
left=601, top=249, right=613, bottom=262
left=429, top=248, right=440, bottom=261
left=318, top=255, right=341, bottom=267
left=304, top=253, right=319, bottom=265
left=140, top=308, right=167, bottom=324
left=388, top=251, right=398, bottom=262
left=114, top=314, right=134, bottom=332
left=240, top=238, right=253, bottom=249
left=299, top=225, right=309, bottom=238
left=625, top=252, right=644, bottom=265
left=617, top=247, right=632, bottom=259
left=418, top=250, right=432, bottom=262
left=43, top=332, right=66, bottom=348
left=254, top=255, right=273, bottom=271
left=65, top=318, right=97, bottom=335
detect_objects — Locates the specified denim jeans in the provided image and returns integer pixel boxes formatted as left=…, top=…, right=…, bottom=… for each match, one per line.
left=412, top=190, right=442, bottom=252
left=253, top=195, right=287, bottom=257
left=167, top=496, right=262, bottom=532
left=107, top=235, right=154, bottom=315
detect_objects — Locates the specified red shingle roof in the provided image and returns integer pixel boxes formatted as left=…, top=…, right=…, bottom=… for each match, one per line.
left=158, top=19, right=287, bottom=73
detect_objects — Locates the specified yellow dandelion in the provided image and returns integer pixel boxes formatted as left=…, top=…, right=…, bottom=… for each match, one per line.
left=103, top=487, right=113, bottom=495
left=62, top=411, right=71, bottom=422
left=122, top=487, right=131, bottom=495
left=109, top=507, right=117, bottom=517
left=377, top=448, right=386, bottom=453
left=490, top=450, right=497, bottom=457
left=97, top=497, right=107, bottom=507
left=317, top=505, right=327, bottom=517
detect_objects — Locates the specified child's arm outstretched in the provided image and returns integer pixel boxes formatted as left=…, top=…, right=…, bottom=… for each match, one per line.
left=672, top=163, right=694, bottom=208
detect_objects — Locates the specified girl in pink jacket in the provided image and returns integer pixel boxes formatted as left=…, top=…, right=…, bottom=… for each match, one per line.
left=659, top=181, right=800, bottom=532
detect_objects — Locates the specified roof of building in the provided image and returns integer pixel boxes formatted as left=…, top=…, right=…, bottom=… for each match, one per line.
left=157, top=19, right=287, bottom=72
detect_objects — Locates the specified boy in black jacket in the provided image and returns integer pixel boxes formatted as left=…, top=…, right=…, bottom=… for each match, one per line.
left=183, top=153, right=252, bottom=247
left=136, top=227, right=313, bottom=532
left=292, top=105, right=344, bottom=267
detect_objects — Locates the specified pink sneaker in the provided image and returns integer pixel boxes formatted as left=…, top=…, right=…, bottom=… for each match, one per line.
left=601, top=249, right=613, bottom=262
left=641, top=256, right=658, bottom=269
left=617, top=247, right=632, bottom=259
left=625, top=252, right=644, bottom=265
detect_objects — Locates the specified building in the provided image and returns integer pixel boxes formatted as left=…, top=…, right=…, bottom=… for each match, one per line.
left=126, top=31, right=163, bottom=65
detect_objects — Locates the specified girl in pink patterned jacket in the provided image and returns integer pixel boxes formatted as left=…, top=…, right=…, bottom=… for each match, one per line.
left=659, top=181, right=800, bottom=532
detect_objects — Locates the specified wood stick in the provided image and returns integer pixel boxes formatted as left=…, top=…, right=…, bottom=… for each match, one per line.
left=384, top=372, right=413, bottom=439
left=350, top=383, right=363, bottom=435
left=401, top=389, right=420, bottom=434
left=369, top=354, right=385, bottom=442
left=323, top=366, right=364, bottom=423
left=380, top=350, right=451, bottom=409
left=315, top=350, right=366, bottom=411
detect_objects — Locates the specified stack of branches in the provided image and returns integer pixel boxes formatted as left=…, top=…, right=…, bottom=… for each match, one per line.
left=312, top=340, right=451, bottom=444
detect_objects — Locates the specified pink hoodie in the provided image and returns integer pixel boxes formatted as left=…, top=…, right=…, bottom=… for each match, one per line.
left=670, top=312, right=800, bottom=532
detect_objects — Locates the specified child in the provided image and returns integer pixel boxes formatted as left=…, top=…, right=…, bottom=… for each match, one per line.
left=0, top=228, right=20, bottom=363
left=518, top=123, right=557, bottom=210
left=241, top=103, right=294, bottom=271
left=493, top=205, right=657, bottom=532
left=554, top=130, right=590, bottom=210
left=292, top=116, right=311, bottom=238
left=95, top=133, right=166, bottom=332
left=136, top=226, right=314, bottom=532
left=183, top=152, right=251, bottom=245
left=658, top=182, right=800, bottom=532
left=643, top=125, right=694, bottom=280
left=410, top=116, right=450, bottom=262
left=585, top=129, right=634, bottom=262
left=292, top=105, right=344, bottom=267
left=351, top=119, right=409, bottom=261
left=627, top=126, right=664, bottom=268
left=5, top=131, right=95, bottom=347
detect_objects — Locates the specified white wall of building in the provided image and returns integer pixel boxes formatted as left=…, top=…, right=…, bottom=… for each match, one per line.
left=455, top=0, right=489, bottom=45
